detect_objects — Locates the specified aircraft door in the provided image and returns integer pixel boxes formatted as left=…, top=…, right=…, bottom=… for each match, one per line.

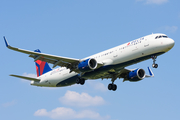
left=113, top=49, right=118, bottom=58
left=144, top=38, right=149, bottom=47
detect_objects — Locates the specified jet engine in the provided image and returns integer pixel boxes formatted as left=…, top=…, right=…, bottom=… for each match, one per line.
left=127, top=68, right=146, bottom=82
left=78, top=58, right=97, bottom=72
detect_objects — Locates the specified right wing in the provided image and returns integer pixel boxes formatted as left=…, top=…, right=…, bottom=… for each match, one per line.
left=4, top=37, right=81, bottom=71
left=100, top=67, right=154, bottom=81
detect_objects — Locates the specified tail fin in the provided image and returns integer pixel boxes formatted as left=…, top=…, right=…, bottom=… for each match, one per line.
left=34, top=49, right=52, bottom=77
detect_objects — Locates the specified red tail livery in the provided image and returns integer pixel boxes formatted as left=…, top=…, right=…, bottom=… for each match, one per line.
left=34, top=49, right=52, bottom=77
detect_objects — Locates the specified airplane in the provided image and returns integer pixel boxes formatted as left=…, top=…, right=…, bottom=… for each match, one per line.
left=3, top=33, right=175, bottom=91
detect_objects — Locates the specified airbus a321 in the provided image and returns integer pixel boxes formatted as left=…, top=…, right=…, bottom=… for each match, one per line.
left=4, top=33, right=174, bottom=91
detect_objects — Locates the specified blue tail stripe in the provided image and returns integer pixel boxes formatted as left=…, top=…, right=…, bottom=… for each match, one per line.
left=34, top=49, right=52, bottom=77
left=43, top=62, right=52, bottom=74
left=36, top=62, right=41, bottom=76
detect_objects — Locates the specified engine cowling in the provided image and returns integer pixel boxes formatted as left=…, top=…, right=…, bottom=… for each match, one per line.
left=127, top=68, right=145, bottom=82
left=78, top=58, right=97, bottom=72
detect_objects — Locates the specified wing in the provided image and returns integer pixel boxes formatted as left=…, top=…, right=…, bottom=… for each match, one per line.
left=101, top=67, right=154, bottom=81
left=4, top=37, right=80, bottom=71
left=100, top=68, right=130, bottom=80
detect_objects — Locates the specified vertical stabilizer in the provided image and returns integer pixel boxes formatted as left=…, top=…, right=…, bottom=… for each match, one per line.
left=34, top=49, right=52, bottom=77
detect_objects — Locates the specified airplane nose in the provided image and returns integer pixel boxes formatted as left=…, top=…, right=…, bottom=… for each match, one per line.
left=164, top=38, right=175, bottom=51
left=168, top=38, right=175, bottom=48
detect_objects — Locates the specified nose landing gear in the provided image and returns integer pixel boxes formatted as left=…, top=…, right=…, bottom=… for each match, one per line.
left=151, top=55, right=158, bottom=68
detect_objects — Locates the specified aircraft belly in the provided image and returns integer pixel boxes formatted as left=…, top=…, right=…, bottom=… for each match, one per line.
left=55, top=72, right=78, bottom=87
left=56, top=74, right=78, bottom=87
left=39, top=71, right=78, bottom=87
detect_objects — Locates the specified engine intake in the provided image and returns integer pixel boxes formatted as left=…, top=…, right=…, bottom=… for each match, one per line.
left=127, top=68, right=145, bottom=82
left=78, top=58, right=97, bottom=72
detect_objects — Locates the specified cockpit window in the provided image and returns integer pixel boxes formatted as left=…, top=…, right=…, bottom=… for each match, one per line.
left=162, top=36, right=168, bottom=38
left=155, top=35, right=168, bottom=39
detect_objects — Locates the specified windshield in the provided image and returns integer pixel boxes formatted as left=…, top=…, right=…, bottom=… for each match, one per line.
left=155, top=35, right=168, bottom=39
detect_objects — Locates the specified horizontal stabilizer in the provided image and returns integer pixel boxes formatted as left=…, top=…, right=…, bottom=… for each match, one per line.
left=10, top=74, right=40, bottom=82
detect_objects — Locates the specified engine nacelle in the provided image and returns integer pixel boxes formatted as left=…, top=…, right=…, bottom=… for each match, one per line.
left=127, top=68, right=145, bottom=82
left=78, top=58, right=97, bottom=72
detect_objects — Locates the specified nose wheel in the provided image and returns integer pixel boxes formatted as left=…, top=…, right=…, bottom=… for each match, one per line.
left=152, top=63, right=158, bottom=68
left=151, top=55, right=158, bottom=68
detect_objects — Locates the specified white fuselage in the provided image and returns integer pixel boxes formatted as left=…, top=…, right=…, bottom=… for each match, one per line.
left=31, top=33, right=174, bottom=87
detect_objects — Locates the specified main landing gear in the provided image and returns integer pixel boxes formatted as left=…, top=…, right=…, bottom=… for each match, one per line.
left=151, top=55, right=158, bottom=68
left=108, top=75, right=117, bottom=91
left=76, top=78, right=85, bottom=85
left=108, top=83, right=117, bottom=91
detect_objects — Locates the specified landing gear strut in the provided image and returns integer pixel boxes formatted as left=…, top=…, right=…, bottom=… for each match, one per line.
left=76, top=78, right=85, bottom=85
left=108, top=75, right=117, bottom=91
left=151, top=55, right=158, bottom=68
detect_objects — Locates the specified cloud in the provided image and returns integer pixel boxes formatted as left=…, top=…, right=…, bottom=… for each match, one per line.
left=20, top=73, right=37, bottom=83
left=159, top=26, right=178, bottom=33
left=164, top=26, right=178, bottom=33
left=1, top=100, right=16, bottom=108
left=59, top=90, right=105, bottom=107
left=178, top=13, right=180, bottom=19
left=146, top=0, right=168, bottom=4
left=23, top=73, right=37, bottom=78
left=34, top=107, right=110, bottom=120
left=34, top=91, right=110, bottom=119
left=136, top=0, right=168, bottom=5
left=87, top=81, right=107, bottom=92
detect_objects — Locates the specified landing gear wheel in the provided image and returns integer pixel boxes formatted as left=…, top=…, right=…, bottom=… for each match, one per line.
left=108, top=74, right=118, bottom=91
left=112, top=84, right=117, bottom=91
left=152, top=64, right=158, bottom=68
left=80, top=79, right=85, bottom=85
left=76, top=78, right=80, bottom=84
left=108, top=84, right=113, bottom=90
left=76, top=78, right=85, bottom=85
left=108, top=84, right=117, bottom=91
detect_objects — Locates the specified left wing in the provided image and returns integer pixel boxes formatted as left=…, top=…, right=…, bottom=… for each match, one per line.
left=4, top=37, right=81, bottom=71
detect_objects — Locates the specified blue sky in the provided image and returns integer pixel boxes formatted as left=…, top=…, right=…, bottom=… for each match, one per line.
left=0, top=0, right=180, bottom=120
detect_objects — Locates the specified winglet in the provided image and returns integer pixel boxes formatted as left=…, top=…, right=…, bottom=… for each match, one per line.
left=145, top=67, right=154, bottom=77
left=3, top=36, right=10, bottom=47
